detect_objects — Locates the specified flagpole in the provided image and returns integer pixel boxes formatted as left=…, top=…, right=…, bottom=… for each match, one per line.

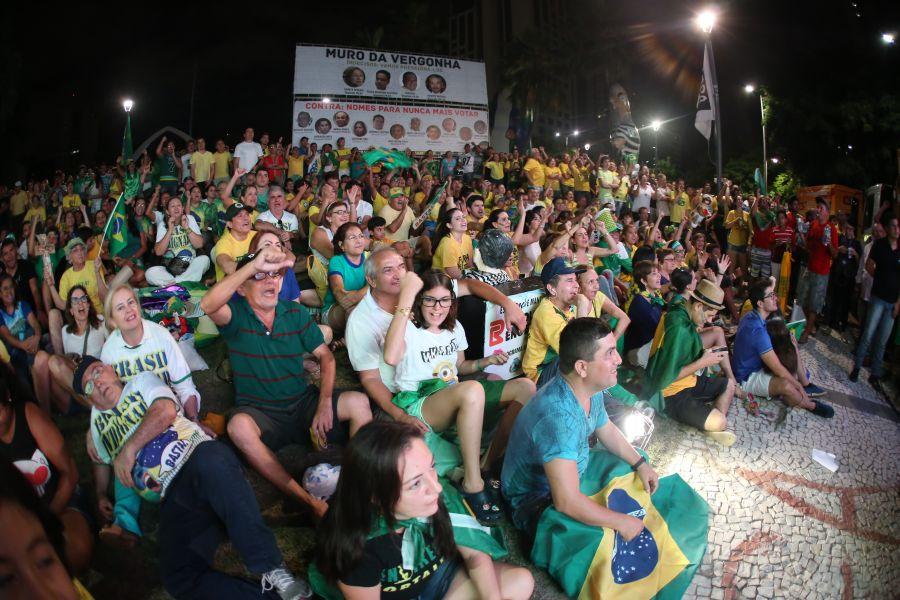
left=101, top=193, right=125, bottom=244
left=705, top=36, right=723, bottom=194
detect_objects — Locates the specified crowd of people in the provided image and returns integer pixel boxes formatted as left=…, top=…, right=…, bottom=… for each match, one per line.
left=1, top=127, right=898, bottom=600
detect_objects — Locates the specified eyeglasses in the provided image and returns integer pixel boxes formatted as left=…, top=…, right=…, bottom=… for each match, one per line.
left=331, top=209, right=349, bottom=216
left=83, top=367, right=102, bottom=396
left=765, top=291, right=777, bottom=299
left=251, top=270, right=285, bottom=281
left=421, top=296, right=453, bottom=307
left=70, top=295, right=90, bottom=305
left=344, top=233, right=366, bottom=242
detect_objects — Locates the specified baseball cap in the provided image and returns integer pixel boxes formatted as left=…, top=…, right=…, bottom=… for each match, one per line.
left=389, top=187, right=406, bottom=199
left=64, top=237, right=86, bottom=256
left=72, top=355, right=103, bottom=396
left=540, top=257, right=586, bottom=287
left=224, top=202, right=250, bottom=221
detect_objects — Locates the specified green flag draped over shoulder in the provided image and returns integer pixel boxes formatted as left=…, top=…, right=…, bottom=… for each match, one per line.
left=754, top=168, right=766, bottom=197
left=102, top=194, right=130, bottom=257
left=532, top=450, right=708, bottom=599
left=363, top=147, right=413, bottom=169
left=308, top=479, right=507, bottom=600
left=645, top=296, right=703, bottom=398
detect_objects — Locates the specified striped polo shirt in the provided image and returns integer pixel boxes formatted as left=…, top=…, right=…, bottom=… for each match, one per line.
left=220, top=297, right=324, bottom=410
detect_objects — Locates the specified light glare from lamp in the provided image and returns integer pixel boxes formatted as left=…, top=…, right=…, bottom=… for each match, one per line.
left=651, top=119, right=662, bottom=132
left=744, top=84, right=755, bottom=94
left=123, top=99, right=134, bottom=112
left=322, top=97, right=331, bottom=103
left=696, top=9, right=717, bottom=33
left=882, top=33, right=896, bottom=44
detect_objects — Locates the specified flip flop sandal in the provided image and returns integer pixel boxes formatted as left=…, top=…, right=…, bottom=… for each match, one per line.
left=460, top=487, right=502, bottom=524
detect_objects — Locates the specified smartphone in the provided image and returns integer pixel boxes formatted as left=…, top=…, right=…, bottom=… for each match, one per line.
left=712, top=346, right=728, bottom=353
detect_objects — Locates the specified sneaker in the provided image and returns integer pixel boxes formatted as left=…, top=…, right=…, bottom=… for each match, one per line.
left=803, top=383, right=826, bottom=397
left=261, top=567, right=312, bottom=600
left=848, top=367, right=859, bottom=382
left=869, top=376, right=886, bottom=397
left=810, top=400, right=834, bottom=419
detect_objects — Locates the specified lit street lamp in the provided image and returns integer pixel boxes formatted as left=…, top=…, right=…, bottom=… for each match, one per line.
left=744, top=83, right=768, bottom=192
left=882, top=33, right=896, bottom=45
left=696, top=8, right=723, bottom=192
left=123, top=99, right=134, bottom=112
left=650, top=120, right=662, bottom=165
left=121, top=99, right=134, bottom=160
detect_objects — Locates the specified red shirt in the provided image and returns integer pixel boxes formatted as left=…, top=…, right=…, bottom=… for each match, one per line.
left=806, top=220, right=833, bottom=275
left=261, top=154, right=285, bottom=182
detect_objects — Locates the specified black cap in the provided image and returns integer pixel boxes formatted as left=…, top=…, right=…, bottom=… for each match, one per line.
left=540, top=257, right=586, bottom=287
left=225, top=202, right=250, bottom=221
left=72, top=355, right=103, bottom=396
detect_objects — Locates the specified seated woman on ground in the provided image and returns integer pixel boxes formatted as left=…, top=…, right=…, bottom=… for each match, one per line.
left=431, top=208, right=474, bottom=279
left=315, top=421, right=534, bottom=600
left=324, top=222, right=369, bottom=333
left=33, top=285, right=107, bottom=415
left=576, top=267, right=630, bottom=340
left=383, top=270, right=535, bottom=522
left=0, top=274, right=43, bottom=393
left=0, top=366, right=94, bottom=576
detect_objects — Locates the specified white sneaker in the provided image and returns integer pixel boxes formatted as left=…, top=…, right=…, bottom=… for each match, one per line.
left=261, top=566, right=312, bottom=599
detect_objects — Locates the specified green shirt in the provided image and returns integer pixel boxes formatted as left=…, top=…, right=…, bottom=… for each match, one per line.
left=155, top=154, right=179, bottom=183
left=124, top=173, right=141, bottom=199
left=219, top=297, right=325, bottom=409
left=189, top=200, right=217, bottom=235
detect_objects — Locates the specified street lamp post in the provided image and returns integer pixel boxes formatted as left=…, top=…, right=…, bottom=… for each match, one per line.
left=122, top=99, right=134, bottom=161
left=697, top=9, right=723, bottom=193
left=651, top=120, right=661, bottom=167
left=744, top=85, right=767, bottom=192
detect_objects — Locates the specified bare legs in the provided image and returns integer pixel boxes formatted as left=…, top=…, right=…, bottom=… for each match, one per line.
left=422, top=380, right=486, bottom=494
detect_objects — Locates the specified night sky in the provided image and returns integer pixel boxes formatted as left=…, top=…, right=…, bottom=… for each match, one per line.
left=2, top=0, right=897, bottom=184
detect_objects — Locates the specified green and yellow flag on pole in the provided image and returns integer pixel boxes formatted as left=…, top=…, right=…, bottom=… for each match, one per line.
left=101, top=193, right=130, bottom=257
left=532, top=450, right=708, bottom=599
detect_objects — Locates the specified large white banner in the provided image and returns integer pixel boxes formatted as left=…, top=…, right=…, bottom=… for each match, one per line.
left=292, top=99, right=489, bottom=152
left=482, top=283, right=544, bottom=380
left=294, top=45, right=489, bottom=106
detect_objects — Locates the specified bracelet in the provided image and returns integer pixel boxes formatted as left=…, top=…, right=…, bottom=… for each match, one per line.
left=395, top=307, right=411, bottom=317
left=631, top=456, right=647, bottom=471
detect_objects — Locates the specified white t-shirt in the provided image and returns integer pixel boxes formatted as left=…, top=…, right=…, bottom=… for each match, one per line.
left=233, top=141, right=264, bottom=172
left=154, top=216, right=202, bottom=260
left=62, top=319, right=107, bottom=357
left=460, top=152, right=475, bottom=174
left=257, top=209, right=299, bottom=233
left=655, top=186, right=671, bottom=217
left=633, top=183, right=654, bottom=213
left=394, top=321, right=468, bottom=393
left=352, top=201, right=374, bottom=225
left=101, top=319, right=200, bottom=406
left=17, top=240, right=28, bottom=261
left=180, top=153, right=192, bottom=182
left=89, top=372, right=210, bottom=502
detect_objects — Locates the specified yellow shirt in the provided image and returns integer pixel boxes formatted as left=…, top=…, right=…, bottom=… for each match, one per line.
left=308, top=205, right=320, bottom=239
left=373, top=193, right=389, bottom=215
left=10, top=191, right=29, bottom=216
left=573, top=166, right=591, bottom=192
left=24, top=206, right=47, bottom=223
left=725, top=210, right=751, bottom=247
left=615, top=175, right=630, bottom=200
left=379, top=204, right=415, bottom=241
left=336, top=148, right=351, bottom=171
left=485, top=161, right=505, bottom=180
left=522, top=297, right=575, bottom=382
left=212, top=151, right=232, bottom=180
left=560, top=163, right=575, bottom=188
left=587, top=290, right=610, bottom=318
left=671, top=192, right=689, bottom=224
left=213, top=229, right=257, bottom=281
left=62, top=194, right=83, bottom=210
left=523, top=158, right=546, bottom=188
left=59, top=262, right=103, bottom=313
left=432, top=234, right=473, bottom=272
left=288, top=155, right=305, bottom=178
left=543, top=166, right=561, bottom=191
left=190, top=150, right=215, bottom=182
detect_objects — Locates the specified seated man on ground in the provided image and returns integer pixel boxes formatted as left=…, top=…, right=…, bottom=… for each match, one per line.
left=200, top=246, right=372, bottom=519
left=502, top=317, right=659, bottom=537
left=731, top=277, right=833, bottom=418
left=73, top=358, right=311, bottom=600
left=521, top=258, right=593, bottom=386
left=645, top=278, right=738, bottom=446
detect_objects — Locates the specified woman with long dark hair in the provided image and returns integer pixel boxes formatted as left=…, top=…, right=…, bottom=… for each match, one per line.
left=315, top=421, right=533, bottom=599
left=431, top=208, right=473, bottom=279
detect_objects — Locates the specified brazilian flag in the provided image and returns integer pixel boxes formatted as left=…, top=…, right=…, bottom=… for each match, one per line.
left=362, top=147, right=413, bottom=169
left=532, top=451, right=708, bottom=599
left=102, top=194, right=130, bottom=257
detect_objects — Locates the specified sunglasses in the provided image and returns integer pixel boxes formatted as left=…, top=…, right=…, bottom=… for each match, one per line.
left=70, top=295, right=90, bottom=305
left=83, top=367, right=102, bottom=396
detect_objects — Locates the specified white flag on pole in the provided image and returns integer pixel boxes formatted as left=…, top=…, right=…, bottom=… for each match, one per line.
left=695, top=45, right=715, bottom=141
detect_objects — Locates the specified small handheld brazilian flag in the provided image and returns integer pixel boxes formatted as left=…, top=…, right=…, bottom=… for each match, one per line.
left=101, top=193, right=130, bottom=257
left=362, top=147, right=413, bottom=169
